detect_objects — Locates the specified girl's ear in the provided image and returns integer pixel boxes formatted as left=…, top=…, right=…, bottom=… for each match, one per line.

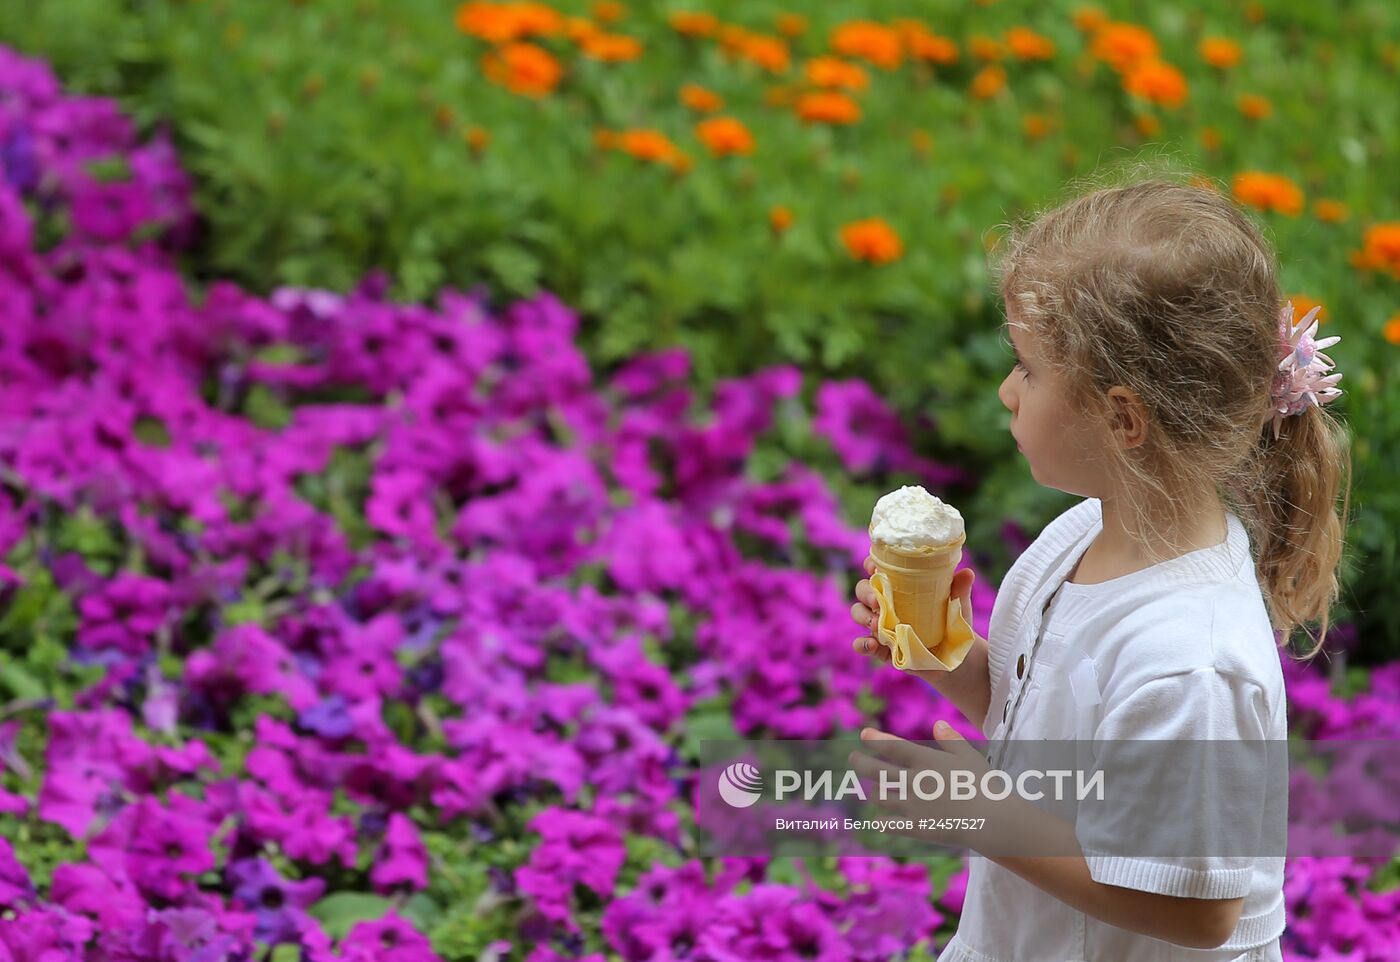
left=1106, top=386, right=1150, bottom=449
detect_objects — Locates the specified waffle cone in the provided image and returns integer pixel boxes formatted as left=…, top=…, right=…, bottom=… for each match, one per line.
left=868, top=532, right=975, bottom=672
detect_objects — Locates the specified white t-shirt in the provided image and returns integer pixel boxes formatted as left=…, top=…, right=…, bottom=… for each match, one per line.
left=937, top=497, right=1287, bottom=962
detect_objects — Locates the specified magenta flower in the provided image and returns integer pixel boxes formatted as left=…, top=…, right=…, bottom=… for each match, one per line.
left=515, top=807, right=627, bottom=931
left=369, top=813, right=429, bottom=894
left=76, top=571, right=173, bottom=656
left=339, top=911, right=440, bottom=962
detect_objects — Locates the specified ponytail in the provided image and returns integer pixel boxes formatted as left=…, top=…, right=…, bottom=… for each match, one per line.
left=1233, top=403, right=1353, bottom=661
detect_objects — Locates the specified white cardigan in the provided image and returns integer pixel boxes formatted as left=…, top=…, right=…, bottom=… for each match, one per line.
left=938, top=497, right=1287, bottom=962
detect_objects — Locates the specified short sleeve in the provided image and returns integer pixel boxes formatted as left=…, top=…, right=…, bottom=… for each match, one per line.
left=1074, top=668, right=1281, bottom=899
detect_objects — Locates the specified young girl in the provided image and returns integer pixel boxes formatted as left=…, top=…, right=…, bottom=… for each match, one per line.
left=850, top=174, right=1352, bottom=962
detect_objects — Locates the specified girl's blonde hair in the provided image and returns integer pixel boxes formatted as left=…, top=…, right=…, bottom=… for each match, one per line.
left=987, top=160, right=1353, bottom=662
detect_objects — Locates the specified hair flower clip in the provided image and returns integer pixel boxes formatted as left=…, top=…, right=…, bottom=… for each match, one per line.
left=1265, top=300, right=1343, bottom=440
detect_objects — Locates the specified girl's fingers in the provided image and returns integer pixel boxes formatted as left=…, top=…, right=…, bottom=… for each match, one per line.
left=852, top=636, right=893, bottom=661
left=850, top=600, right=876, bottom=628
left=854, top=578, right=879, bottom=611
left=864, top=554, right=876, bottom=575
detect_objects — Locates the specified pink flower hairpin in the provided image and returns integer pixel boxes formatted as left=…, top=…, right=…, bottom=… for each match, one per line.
left=1265, top=301, right=1343, bottom=441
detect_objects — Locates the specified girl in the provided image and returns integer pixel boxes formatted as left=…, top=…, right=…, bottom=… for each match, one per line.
left=850, top=173, right=1352, bottom=961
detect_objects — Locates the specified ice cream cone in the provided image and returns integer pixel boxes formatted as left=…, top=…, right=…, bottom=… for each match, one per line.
left=868, top=531, right=975, bottom=672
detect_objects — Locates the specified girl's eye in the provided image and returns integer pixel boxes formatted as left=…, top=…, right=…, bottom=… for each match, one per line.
left=1013, top=359, right=1029, bottom=379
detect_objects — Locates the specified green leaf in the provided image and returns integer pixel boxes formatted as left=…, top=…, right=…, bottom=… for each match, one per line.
left=54, top=506, right=118, bottom=561
left=253, top=343, right=306, bottom=365
left=221, top=596, right=265, bottom=627
left=399, top=892, right=444, bottom=932
left=308, top=892, right=393, bottom=941
left=132, top=415, right=172, bottom=448
left=0, top=658, right=47, bottom=701
left=679, top=697, right=740, bottom=759
left=243, top=384, right=292, bottom=430
left=84, top=155, right=132, bottom=183
left=482, top=243, right=541, bottom=296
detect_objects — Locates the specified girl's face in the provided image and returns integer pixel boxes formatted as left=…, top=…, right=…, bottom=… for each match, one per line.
left=997, top=312, right=1108, bottom=496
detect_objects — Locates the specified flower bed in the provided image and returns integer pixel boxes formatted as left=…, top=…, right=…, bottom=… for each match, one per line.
left=0, top=42, right=1397, bottom=962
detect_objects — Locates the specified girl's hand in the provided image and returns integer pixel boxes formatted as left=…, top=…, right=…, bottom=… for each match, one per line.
left=852, top=558, right=978, bottom=664
left=851, top=554, right=892, bottom=663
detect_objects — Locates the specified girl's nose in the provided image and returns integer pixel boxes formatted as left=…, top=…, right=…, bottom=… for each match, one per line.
left=998, top=372, right=1017, bottom=412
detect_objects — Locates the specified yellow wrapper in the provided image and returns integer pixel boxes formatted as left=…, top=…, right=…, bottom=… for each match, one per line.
left=868, top=533, right=975, bottom=672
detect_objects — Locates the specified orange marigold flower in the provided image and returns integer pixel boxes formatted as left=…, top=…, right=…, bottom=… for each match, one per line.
left=804, top=56, right=869, bottom=91
left=1123, top=59, right=1188, bottom=109
left=1072, top=7, right=1107, bottom=32
left=481, top=42, right=563, bottom=97
left=1134, top=113, right=1161, bottom=137
left=1351, top=223, right=1400, bottom=277
left=669, top=12, right=718, bottom=37
left=1383, top=311, right=1400, bottom=345
left=592, top=1, right=624, bottom=23
left=910, top=129, right=933, bottom=155
left=906, top=29, right=959, bottom=64
left=433, top=103, right=458, bottom=133
left=718, top=24, right=751, bottom=52
left=593, top=128, right=616, bottom=150
left=1200, top=126, right=1222, bottom=151
left=1286, top=294, right=1328, bottom=325
left=831, top=21, right=903, bottom=70
left=970, top=64, right=1007, bottom=99
left=1006, top=26, right=1055, bottom=61
left=739, top=35, right=791, bottom=73
left=969, top=35, right=1005, bottom=62
left=465, top=125, right=491, bottom=154
left=581, top=32, right=642, bottom=62
left=564, top=17, right=601, bottom=43
left=1232, top=172, right=1304, bottom=216
left=696, top=117, right=755, bottom=156
left=1313, top=199, right=1349, bottom=223
left=1200, top=36, right=1242, bottom=69
left=841, top=217, right=903, bottom=264
left=795, top=90, right=862, bottom=124
left=776, top=13, right=807, bottom=37
left=1245, top=2, right=1265, bottom=24
left=680, top=83, right=724, bottom=113
left=1023, top=113, right=1052, bottom=139
left=455, top=2, right=563, bottom=43
left=618, top=128, right=688, bottom=169
left=1237, top=93, right=1272, bottom=119
left=770, top=205, right=794, bottom=234
left=1091, top=22, right=1159, bottom=73
left=890, top=18, right=926, bottom=41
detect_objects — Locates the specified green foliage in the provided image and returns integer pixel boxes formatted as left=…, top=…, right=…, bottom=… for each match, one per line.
left=0, top=815, right=89, bottom=892
left=415, top=828, right=529, bottom=961
left=307, top=891, right=394, bottom=941
left=679, top=694, right=742, bottom=760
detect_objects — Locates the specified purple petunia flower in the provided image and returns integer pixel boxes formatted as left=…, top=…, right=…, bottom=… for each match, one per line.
left=227, top=857, right=325, bottom=945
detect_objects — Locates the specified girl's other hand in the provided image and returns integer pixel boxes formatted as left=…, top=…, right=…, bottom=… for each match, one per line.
left=851, top=554, right=892, bottom=663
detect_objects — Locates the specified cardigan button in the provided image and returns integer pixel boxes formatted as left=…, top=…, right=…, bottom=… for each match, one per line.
left=1016, top=654, right=1026, bottom=679
left=1003, top=698, right=1011, bottom=723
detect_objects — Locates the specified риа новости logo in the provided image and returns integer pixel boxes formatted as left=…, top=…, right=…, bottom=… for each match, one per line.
left=718, top=762, right=763, bottom=808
